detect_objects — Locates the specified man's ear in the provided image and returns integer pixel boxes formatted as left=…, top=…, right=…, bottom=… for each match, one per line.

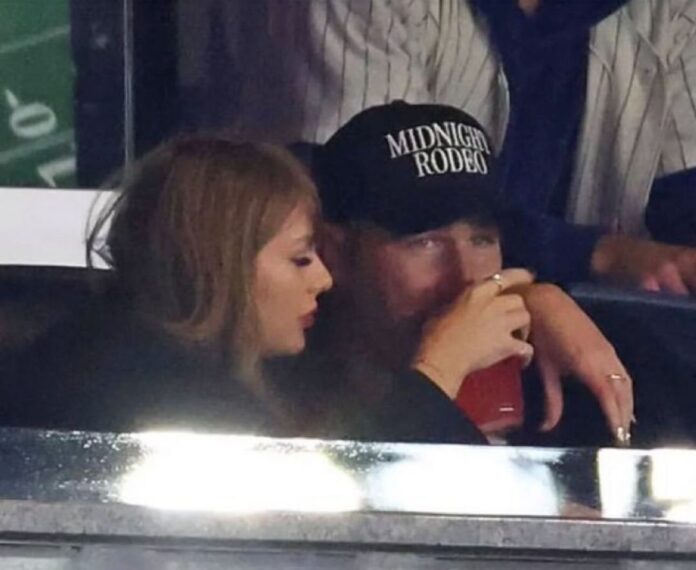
left=317, top=221, right=351, bottom=287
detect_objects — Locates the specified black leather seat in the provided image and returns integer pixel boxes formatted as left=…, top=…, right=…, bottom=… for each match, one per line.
left=0, top=266, right=109, bottom=355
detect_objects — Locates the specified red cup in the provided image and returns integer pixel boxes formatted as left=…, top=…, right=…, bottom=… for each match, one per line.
left=455, top=357, right=524, bottom=435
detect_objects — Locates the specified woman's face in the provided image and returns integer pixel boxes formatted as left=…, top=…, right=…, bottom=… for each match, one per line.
left=253, top=203, right=333, bottom=357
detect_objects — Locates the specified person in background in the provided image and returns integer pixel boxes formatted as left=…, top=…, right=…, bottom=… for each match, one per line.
left=214, top=0, right=696, bottom=294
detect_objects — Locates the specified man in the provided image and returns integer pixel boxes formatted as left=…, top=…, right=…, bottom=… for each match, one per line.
left=285, top=102, right=641, bottom=446
left=208, top=0, right=696, bottom=293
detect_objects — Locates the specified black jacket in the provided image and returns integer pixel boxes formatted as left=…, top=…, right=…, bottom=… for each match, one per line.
left=0, top=305, right=276, bottom=434
left=0, top=303, right=486, bottom=444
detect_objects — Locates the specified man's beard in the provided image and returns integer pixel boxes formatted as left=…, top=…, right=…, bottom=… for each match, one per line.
left=354, top=299, right=429, bottom=372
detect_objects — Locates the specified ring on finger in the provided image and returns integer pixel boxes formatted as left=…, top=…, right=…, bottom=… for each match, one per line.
left=606, top=373, right=628, bottom=383
left=487, top=272, right=504, bottom=293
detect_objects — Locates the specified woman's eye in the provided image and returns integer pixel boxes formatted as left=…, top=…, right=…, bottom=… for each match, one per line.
left=292, top=256, right=313, bottom=267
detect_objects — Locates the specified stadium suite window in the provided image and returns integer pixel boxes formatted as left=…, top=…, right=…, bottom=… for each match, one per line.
left=0, top=0, right=127, bottom=190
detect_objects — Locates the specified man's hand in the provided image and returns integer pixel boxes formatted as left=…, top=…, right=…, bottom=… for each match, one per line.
left=592, top=234, right=696, bottom=295
left=413, top=269, right=534, bottom=399
left=523, top=284, right=634, bottom=445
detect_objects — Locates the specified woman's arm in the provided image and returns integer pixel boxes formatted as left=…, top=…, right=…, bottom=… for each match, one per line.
left=521, top=283, right=634, bottom=445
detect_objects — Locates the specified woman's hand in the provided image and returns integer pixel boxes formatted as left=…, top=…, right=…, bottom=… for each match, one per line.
left=524, top=283, right=634, bottom=445
left=412, top=268, right=534, bottom=399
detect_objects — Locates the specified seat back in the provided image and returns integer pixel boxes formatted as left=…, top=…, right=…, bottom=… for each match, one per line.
left=0, top=266, right=109, bottom=355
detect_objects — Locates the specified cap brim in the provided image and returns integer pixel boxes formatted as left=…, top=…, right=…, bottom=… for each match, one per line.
left=369, top=184, right=502, bottom=236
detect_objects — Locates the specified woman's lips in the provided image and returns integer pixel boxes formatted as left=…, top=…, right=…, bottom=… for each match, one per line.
left=300, top=310, right=317, bottom=329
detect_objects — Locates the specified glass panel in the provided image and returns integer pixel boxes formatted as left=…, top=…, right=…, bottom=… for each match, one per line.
left=0, top=428, right=685, bottom=523
left=0, top=0, right=126, bottom=189
left=1, top=4, right=696, bottom=540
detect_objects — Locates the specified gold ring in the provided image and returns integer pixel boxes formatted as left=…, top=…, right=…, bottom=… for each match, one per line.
left=607, top=373, right=627, bottom=382
left=488, top=272, right=504, bottom=293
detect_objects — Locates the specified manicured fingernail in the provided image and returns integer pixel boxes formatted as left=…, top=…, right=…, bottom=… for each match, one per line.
left=520, top=349, right=533, bottom=367
left=616, top=426, right=630, bottom=447
left=631, top=415, right=638, bottom=425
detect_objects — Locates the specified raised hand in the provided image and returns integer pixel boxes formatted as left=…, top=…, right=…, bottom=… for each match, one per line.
left=413, top=268, right=535, bottom=399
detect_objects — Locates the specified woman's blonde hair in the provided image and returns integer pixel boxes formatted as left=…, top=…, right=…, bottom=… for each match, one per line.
left=89, top=136, right=319, bottom=374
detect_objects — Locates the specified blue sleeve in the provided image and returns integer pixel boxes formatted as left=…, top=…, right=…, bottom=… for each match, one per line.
left=646, top=168, right=696, bottom=245
left=499, top=168, right=696, bottom=282
left=499, top=207, right=605, bottom=284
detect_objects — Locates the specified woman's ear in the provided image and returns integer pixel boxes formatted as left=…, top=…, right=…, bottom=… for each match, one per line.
left=317, top=221, right=351, bottom=287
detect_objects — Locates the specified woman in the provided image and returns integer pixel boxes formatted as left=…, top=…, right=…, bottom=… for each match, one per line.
left=1, top=137, right=332, bottom=434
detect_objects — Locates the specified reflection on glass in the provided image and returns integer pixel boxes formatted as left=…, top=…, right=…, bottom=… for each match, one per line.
left=119, top=432, right=363, bottom=513
left=118, top=433, right=567, bottom=518
left=0, top=429, right=693, bottom=524
left=367, top=446, right=561, bottom=516
left=597, top=449, right=641, bottom=519
left=652, top=449, right=696, bottom=522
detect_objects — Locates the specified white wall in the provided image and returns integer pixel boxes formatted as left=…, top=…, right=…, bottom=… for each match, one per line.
left=0, top=187, right=117, bottom=267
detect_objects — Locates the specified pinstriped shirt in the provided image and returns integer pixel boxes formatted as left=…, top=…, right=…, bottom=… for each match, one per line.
left=218, top=0, right=696, bottom=236
left=220, top=1, right=506, bottom=148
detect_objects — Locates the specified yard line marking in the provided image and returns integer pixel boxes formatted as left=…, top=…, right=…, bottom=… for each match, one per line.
left=0, top=129, right=74, bottom=164
left=0, top=25, right=70, bottom=57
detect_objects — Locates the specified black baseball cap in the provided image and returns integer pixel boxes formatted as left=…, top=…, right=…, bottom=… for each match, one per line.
left=316, top=101, right=502, bottom=235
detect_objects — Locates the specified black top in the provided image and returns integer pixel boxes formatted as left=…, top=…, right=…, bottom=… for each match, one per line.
left=0, top=303, right=486, bottom=445
left=0, top=304, right=275, bottom=434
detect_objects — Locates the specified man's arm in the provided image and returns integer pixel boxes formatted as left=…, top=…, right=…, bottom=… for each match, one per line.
left=500, top=207, right=605, bottom=283
left=499, top=181, right=696, bottom=293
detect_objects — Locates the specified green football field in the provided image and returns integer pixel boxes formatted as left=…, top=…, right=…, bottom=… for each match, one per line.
left=0, top=0, right=75, bottom=188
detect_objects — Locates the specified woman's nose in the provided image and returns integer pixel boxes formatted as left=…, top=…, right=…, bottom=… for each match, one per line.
left=311, top=256, right=333, bottom=294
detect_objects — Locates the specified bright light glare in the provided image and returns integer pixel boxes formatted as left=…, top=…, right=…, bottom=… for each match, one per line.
left=652, top=449, right=696, bottom=521
left=651, top=449, right=696, bottom=502
left=119, top=432, right=363, bottom=513
left=367, top=446, right=560, bottom=516
left=597, top=449, right=641, bottom=519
